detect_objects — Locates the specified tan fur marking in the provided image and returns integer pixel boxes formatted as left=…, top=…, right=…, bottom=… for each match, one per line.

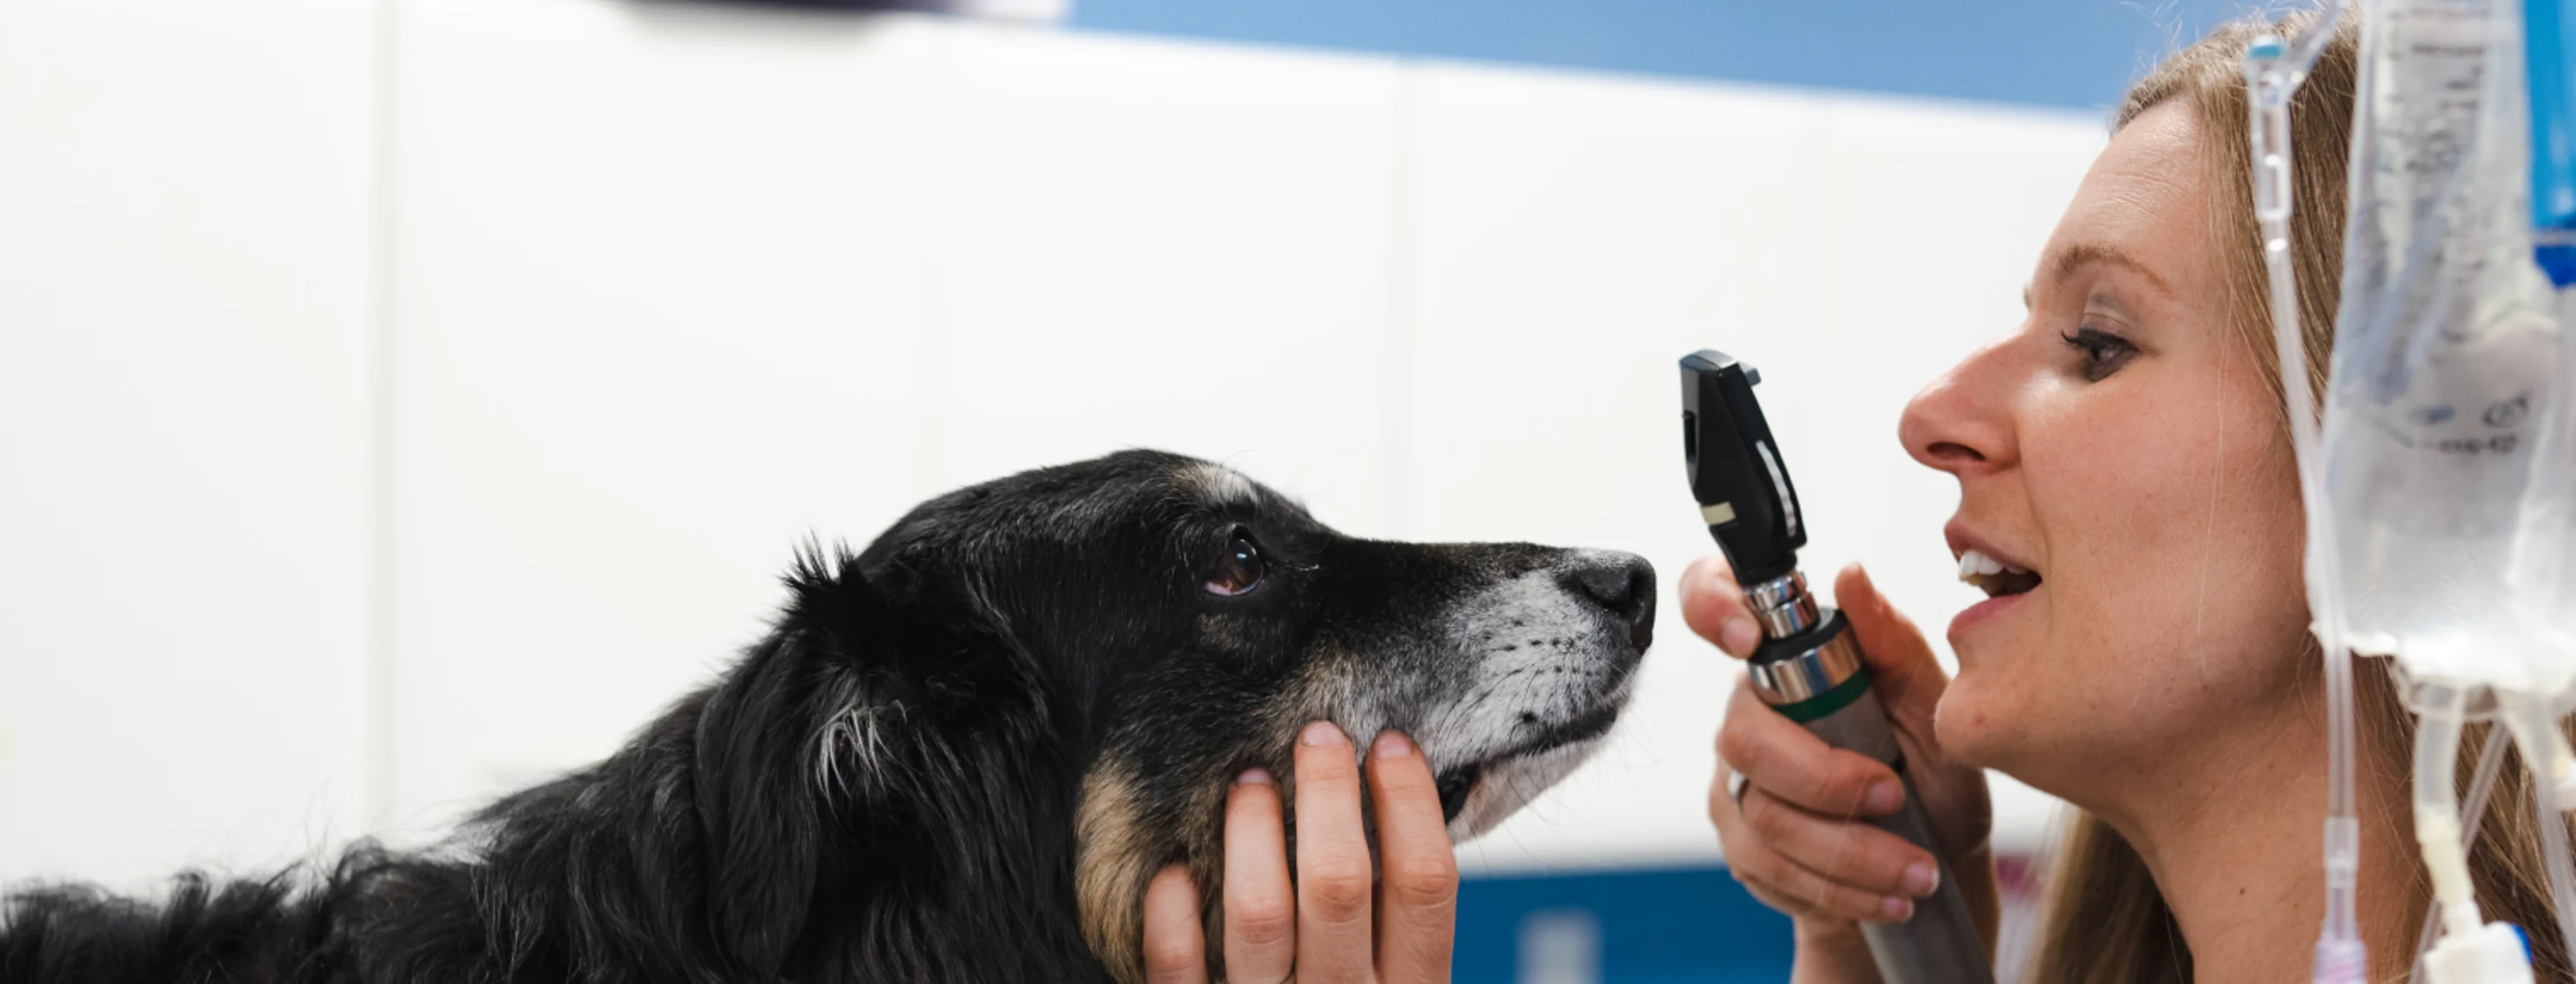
left=1076, top=762, right=1153, bottom=984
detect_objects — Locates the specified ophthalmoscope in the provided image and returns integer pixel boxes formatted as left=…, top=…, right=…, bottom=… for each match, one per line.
left=1681, top=349, right=1992, bottom=984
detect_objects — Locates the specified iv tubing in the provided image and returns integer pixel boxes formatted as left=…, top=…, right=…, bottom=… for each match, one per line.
left=2246, top=9, right=2363, bottom=978
left=2412, top=725, right=2514, bottom=982
left=2538, top=789, right=2576, bottom=979
left=2416, top=681, right=2484, bottom=938
left=2504, top=694, right=2576, bottom=973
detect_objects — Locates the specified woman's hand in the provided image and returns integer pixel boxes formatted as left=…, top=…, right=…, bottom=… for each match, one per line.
left=1685, top=558, right=1998, bottom=981
left=1140, top=721, right=1456, bottom=984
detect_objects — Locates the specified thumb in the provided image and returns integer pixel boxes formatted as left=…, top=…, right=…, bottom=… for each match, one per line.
left=1831, top=563, right=1948, bottom=730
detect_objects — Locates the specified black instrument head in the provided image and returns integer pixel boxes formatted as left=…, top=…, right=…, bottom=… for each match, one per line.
left=1680, top=349, right=1805, bottom=586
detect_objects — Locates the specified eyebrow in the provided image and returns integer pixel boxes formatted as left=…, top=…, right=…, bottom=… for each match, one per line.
left=2047, top=242, right=2175, bottom=297
left=2022, top=241, right=2180, bottom=310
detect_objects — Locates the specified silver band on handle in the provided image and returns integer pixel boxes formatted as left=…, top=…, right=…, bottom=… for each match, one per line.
left=1743, top=571, right=1823, bottom=638
left=1744, top=629, right=1867, bottom=706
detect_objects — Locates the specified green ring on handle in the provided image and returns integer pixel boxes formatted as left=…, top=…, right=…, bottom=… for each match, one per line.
left=1769, top=665, right=1873, bottom=724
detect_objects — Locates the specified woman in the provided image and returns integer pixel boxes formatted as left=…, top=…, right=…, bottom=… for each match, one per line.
left=1703, top=10, right=2576, bottom=984
left=1139, top=9, right=2576, bottom=982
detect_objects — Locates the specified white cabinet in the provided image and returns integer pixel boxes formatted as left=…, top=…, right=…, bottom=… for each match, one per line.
left=932, top=29, right=1403, bottom=535
left=0, top=0, right=377, bottom=889
left=387, top=0, right=938, bottom=829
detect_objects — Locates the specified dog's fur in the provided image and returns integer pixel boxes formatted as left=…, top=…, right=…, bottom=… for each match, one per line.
left=1, top=450, right=1652, bottom=983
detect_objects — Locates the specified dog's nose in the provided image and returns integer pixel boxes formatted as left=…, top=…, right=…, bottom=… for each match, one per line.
left=1564, top=553, right=1657, bottom=650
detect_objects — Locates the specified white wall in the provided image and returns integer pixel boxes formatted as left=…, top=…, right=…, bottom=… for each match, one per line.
left=0, top=0, right=379, bottom=889
left=0, top=0, right=2104, bottom=888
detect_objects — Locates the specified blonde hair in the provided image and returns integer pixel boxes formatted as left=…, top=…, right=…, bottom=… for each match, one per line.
left=2023, top=8, right=2576, bottom=982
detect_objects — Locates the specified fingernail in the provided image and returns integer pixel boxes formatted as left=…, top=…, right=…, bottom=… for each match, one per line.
left=1371, top=731, right=1415, bottom=758
left=1720, top=616, right=1761, bottom=657
left=1866, top=781, right=1904, bottom=814
left=1299, top=720, right=1348, bottom=747
left=1881, top=896, right=1914, bottom=922
left=1903, top=862, right=1939, bottom=897
left=1234, top=767, right=1274, bottom=787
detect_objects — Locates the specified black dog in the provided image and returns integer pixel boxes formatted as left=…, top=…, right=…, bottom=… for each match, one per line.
left=2, top=450, right=1653, bottom=983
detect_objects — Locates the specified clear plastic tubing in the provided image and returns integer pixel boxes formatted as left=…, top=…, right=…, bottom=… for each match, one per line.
left=2501, top=694, right=2576, bottom=971
left=2415, top=681, right=2484, bottom=940
left=2246, top=12, right=2365, bottom=981
left=2412, top=725, right=2514, bottom=982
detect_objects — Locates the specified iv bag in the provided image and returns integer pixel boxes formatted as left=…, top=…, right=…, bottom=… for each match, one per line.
left=2507, top=293, right=2576, bottom=663
left=2326, top=0, right=2576, bottom=698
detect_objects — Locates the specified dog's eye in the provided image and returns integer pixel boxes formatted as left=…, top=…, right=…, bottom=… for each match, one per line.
left=1206, top=530, right=1265, bottom=597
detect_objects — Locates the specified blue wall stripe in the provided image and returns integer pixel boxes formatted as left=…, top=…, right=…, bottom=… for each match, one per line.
left=1069, top=0, right=2262, bottom=112
left=1455, top=864, right=1796, bottom=982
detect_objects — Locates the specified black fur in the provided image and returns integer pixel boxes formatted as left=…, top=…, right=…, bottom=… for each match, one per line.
left=2, top=450, right=1651, bottom=983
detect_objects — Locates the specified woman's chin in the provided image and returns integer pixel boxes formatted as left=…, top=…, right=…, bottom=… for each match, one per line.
left=1929, top=684, right=2018, bottom=771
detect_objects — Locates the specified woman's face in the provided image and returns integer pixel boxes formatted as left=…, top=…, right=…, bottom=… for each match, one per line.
left=1897, top=102, right=2314, bottom=797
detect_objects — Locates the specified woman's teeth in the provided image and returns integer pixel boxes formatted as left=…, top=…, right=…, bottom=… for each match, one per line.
left=1957, top=549, right=2009, bottom=578
left=1957, top=548, right=2041, bottom=597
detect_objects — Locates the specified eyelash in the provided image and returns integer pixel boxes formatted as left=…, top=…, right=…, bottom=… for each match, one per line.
left=2058, top=326, right=2136, bottom=382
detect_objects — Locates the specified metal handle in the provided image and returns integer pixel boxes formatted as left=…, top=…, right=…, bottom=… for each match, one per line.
left=1860, top=767, right=1994, bottom=984
left=1755, top=620, right=1994, bottom=984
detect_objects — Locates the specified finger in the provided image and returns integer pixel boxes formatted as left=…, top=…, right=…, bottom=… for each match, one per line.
left=1680, top=556, right=1764, bottom=659
left=1713, top=788, right=1880, bottom=928
left=1719, top=678, right=1905, bottom=817
left=1833, top=563, right=1949, bottom=726
left=1732, top=856, right=1842, bottom=924
left=1366, top=731, right=1457, bottom=983
left=1708, top=754, right=1736, bottom=828
left=1742, top=877, right=1881, bottom=947
left=1220, top=770, right=1295, bottom=983
left=1741, top=877, right=1837, bottom=924
left=1708, top=731, right=1914, bottom=917
left=1724, top=810, right=1920, bottom=925
left=1738, top=783, right=1943, bottom=902
left=1292, top=720, right=1374, bottom=981
left=1142, top=866, right=1210, bottom=984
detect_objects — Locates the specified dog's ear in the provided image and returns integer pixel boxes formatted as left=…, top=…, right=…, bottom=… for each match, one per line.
left=693, top=548, right=899, bottom=976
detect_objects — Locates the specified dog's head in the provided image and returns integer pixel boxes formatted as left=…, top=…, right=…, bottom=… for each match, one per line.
left=703, top=449, right=1650, bottom=981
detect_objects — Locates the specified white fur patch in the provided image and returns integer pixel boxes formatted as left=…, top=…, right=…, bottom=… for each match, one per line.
left=1187, top=462, right=1260, bottom=508
left=1416, top=569, right=1611, bottom=758
left=816, top=703, right=906, bottom=792
left=1353, top=550, right=1643, bottom=843
left=1447, top=727, right=1619, bottom=840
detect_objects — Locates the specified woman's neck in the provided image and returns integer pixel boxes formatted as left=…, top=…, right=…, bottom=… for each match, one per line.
left=2086, top=708, right=2418, bottom=984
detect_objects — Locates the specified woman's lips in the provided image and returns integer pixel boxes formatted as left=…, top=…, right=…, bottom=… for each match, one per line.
left=1948, top=584, right=2037, bottom=642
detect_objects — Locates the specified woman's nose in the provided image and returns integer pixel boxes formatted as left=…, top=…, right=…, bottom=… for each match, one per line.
left=1899, top=338, right=2017, bottom=476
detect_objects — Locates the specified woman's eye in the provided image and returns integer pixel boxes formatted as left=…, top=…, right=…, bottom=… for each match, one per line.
left=1205, top=530, right=1265, bottom=597
left=2059, top=326, right=2138, bottom=382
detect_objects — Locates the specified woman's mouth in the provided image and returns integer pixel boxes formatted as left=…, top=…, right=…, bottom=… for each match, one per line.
left=1956, top=548, right=2041, bottom=598
left=1950, top=547, right=2040, bottom=640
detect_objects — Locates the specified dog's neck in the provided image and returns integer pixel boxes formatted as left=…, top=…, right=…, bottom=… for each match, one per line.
left=435, top=677, right=1117, bottom=984
left=806, top=734, right=1111, bottom=983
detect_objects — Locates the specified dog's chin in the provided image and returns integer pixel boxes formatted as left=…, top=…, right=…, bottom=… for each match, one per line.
left=1433, top=698, right=1625, bottom=842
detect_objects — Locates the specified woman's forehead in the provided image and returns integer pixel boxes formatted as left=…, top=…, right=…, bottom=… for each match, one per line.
left=2031, top=102, right=2218, bottom=300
